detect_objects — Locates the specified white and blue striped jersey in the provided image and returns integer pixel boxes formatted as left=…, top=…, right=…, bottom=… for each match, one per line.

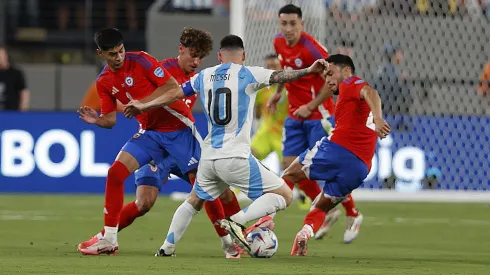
left=181, top=62, right=274, bottom=160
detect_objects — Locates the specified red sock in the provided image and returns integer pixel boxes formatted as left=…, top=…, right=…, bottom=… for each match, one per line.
left=100, top=201, right=143, bottom=235
left=104, top=161, right=130, bottom=227
left=341, top=194, right=358, bottom=217
left=282, top=177, right=295, bottom=190
left=297, top=179, right=321, bottom=201
left=303, top=208, right=326, bottom=233
left=221, top=191, right=241, bottom=217
left=204, top=199, right=228, bottom=237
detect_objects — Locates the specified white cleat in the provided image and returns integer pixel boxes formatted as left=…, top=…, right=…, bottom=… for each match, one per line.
left=315, top=208, right=341, bottom=240
left=78, top=238, right=118, bottom=255
left=223, top=244, right=241, bottom=259
left=344, top=213, right=363, bottom=244
left=220, top=218, right=250, bottom=255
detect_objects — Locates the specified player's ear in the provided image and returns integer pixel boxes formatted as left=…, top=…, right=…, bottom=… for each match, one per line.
left=218, top=51, right=222, bottom=63
left=242, top=51, right=246, bottom=62
left=178, top=44, right=184, bottom=55
left=96, top=48, right=102, bottom=56
left=300, top=20, right=305, bottom=28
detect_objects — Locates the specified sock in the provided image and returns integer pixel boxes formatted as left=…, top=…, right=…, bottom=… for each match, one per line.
left=283, top=177, right=295, bottom=190
left=297, top=179, right=321, bottom=201
left=99, top=201, right=143, bottom=237
left=104, top=161, right=130, bottom=227
left=341, top=194, right=359, bottom=217
left=231, top=193, right=286, bottom=225
left=220, top=234, right=234, bottom=249
left=221, top=191, right=241, bottom=217
left=204, top=199, right=228, bottom=237
left=104, top=226, right=118, bottom=244
left=161, top=201, right=198, bottom=252
left=303, top=208, right=327, bottom=233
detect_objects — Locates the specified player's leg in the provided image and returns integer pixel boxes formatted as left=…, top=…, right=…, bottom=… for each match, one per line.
left=78, top=163, right=164, bottom=251
left=157, top=126, right=240, bottom=257
left=282, top=117, right=321, bottom=202
left=216, top=156, right=292, bottom=253
left=156, top=159, right=229, bottom=256
left=79, top=131, right=162, bottom=255
left=306, top=118, right=362, bottom=229
left=291, top=140, right=369, bottom=256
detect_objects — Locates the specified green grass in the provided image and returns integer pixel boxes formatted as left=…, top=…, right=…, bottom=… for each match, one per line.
left=0, top=194, right=489, bottom=275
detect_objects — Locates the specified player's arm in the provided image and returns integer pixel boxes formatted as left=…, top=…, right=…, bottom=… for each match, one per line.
left=138, top=77, right=184, bottom=111
left=124, top=72, right=200, bottom=118
left=78, top=81, right=117, bottom=129
left=360, top=85, right=390, bottom=138
left=269, top=59, right=328, bottom=84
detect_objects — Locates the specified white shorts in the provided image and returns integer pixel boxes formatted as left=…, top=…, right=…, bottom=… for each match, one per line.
left=194, top=155, right=285, bottom=201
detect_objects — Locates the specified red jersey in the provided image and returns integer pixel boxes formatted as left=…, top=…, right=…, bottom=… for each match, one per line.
left=161, top=57, right=199, bottom=109
left=96, top=51, right=194, bottom=132
left=273, top=32, right=335, bottom=120
left=330, top=76, right=377, bottom=170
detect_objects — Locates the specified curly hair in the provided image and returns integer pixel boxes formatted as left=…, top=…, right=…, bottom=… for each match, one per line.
left=180, top=27, right=213, bottom=58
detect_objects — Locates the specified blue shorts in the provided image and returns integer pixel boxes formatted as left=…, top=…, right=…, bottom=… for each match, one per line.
left=121, top=126, right=201, bottom=189
left=299, top=137, right=368, bottom=198
left=134, top=159, right=191, bottom=190
left=282, top=116, right=334, bottom=157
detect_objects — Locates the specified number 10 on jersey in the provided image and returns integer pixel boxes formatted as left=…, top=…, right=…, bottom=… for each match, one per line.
left=207, top=88, right=232, bottom=126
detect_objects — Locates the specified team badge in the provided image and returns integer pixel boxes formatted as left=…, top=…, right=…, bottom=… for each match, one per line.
left=149, top=163, right=158, bottom=172
left=125, top=76, right=134, bottom=87
left=154, top=67, right=164, bottom=78
left=294, top=58, right=303, bottom=67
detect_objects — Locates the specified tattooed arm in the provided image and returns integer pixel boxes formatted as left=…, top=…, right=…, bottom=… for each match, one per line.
left=269, top=59, right=328, bottom=84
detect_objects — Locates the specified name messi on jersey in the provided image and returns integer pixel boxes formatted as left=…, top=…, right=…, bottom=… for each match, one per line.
left=210, top=74, right=230, bottom=82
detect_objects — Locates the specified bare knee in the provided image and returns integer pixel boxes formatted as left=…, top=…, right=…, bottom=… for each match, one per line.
left=283, top=159, right=307, bottom=183
left=135, top=186, right=159, bottom=214
left=187, top=190, right=205, bottom=210
left=218, top=188, right=234, bottom=202
left=135, top=197, right=155, bottom=214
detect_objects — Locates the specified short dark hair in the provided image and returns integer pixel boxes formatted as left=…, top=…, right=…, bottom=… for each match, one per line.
left=278, top=4, right=302, bottom=18
left=326, top=54, right=355, bottom=74
left=94, top=28, right=124, bottom=51
left=180, top=27, right=213, bottom=58
left=264, top=53, right=278, bottom=60
left=220, top=35, right=244, bottom=51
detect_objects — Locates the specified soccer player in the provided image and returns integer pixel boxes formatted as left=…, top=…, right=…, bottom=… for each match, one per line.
left=269, top=3, right=363, bottom=242
left=76, top=28, right=218, bottom=256
left=123, top=35, right=328, bottom=256
left=286, top=54, right=391, bottom=256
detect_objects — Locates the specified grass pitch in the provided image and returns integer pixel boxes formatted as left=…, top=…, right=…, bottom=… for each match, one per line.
left=0, top=194, right=489, bottom=275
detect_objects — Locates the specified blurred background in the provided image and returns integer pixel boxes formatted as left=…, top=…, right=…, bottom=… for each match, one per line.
left=0, top=0, right=489, bottom=200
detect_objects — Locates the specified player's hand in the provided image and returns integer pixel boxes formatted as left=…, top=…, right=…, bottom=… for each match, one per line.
left=123, top=100, right=144, bottom=118
left=77, top=106, right=99, bottom=124
left=266, top=92, right=281, bottom=113
left=307, top=59, right=329, bottom=74
left=293, top=104, right=313, bottom=119
left=374, top=118, right=391, bottom=139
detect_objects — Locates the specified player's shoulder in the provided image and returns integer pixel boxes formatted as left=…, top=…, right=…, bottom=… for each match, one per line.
left=341, top=76, right=368, bottom=90
left=96, top=65, right=110, bottom=82
left=161, top=57, right=179, bottom=69
left=125, top=51, right=157, bottom=70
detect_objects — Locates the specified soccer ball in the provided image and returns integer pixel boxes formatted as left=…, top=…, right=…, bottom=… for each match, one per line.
left=246, top=227, right=278, bottom=258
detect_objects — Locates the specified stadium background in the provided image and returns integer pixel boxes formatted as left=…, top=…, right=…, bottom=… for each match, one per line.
left=1, top=1, right=490, bottom=274
left=1, top=0, right=489, bottom=200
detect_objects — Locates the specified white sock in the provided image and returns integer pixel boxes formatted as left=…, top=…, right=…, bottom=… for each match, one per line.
left=231, top=193, right=286, bottom=225
left=160, top=201, right=198, bottom=252
left=96, top=232, right=104, bottom=240
left=220, top=234, right=233, bottom=249
left=103, top=226, right=118, bottom=244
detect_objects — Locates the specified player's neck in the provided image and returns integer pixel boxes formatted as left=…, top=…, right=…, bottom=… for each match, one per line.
left=286, top=35, right=302, bottom=47
left=177, top=56, right=187, bottom=74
